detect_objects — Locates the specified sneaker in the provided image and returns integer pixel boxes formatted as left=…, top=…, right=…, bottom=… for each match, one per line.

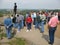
left=8, top=38, right=11, bottom=39
left=48, top=42, right=53, bottom=45
left=39, top=26, right=41, bottom=29
left=33, top=25, right=35, bottom=27
left=26, top=30, right=29, bottom=32
left=30, top=29, right=32, bottom=31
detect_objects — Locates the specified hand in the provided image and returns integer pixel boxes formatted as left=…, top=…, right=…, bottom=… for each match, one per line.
left=7, top=26, right=9, bottom=28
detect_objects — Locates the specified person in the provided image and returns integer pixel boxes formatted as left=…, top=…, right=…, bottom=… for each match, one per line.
left=58, top=12, right=60, bottom=21
left=39, top=12, right=46, bottom=33
left=14, top=3, right=17, bottom=15
left=33, top=12, right=36, bottom=25
left=19, top=14, right=24, bottom=28
left=16, top=14, right=22, bottom=32
left=48, top=14, right=59, bottom=45
left=26, top=15, right=32, bottom=32
left=26, top=12, right=29, bottom=18
left=31, top=12, right=34, bottom=23
left=47, top=12, right=52, bottom=23
left=35, top=12, right=41, bottom=29
left=11, top=15, right=14, bottom=20
left=4, top=15, right=12, bottom=39
left=20, top=13, right=24, bottom=28
left=12, top=15, right=17, bottom=28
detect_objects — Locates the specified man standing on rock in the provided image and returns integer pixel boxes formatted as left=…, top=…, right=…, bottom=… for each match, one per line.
left=14, top=3, right=17, bottom=15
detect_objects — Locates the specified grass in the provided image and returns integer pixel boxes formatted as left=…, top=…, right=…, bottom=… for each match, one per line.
left=0, top=13, right=3, bottom=17
left=8, top=37, right=26, bottom=45
left=0, top=37, right=27, bottom=45
left=0, top=27, right=27, bottom=45
left=0, top=28, right=34, bottom=45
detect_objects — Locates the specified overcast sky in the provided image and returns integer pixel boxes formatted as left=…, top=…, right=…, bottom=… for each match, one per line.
left=0, top=0, right=60, bottom=9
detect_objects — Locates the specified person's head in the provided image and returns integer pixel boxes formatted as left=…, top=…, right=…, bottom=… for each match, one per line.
left=36, top=12, right=39, bottom=16
left=11, top=15, right=14, bottom=17
left=17, top=14, right=19, bottom=17
left=29, top=15, right=31, bottom=17
left=14, top=3, right=16, bottom=5
left=56, top=12, right=58, bottom=16
left=28, top=13, right=31, bottom=17
left=40, top=12, right=43, bottom=15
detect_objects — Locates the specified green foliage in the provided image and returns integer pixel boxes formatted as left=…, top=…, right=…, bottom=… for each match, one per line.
left=9, top=38, right=26, bottom=45
left=46, top=9, right=60, bottom=12
left=0, top=33, right=7, bottom=39
left=0, top=13, right=3, bottom=17
left=0, top=9, right=10, bottom=14
left=0, top=28, right=6, bottom=40
left=20, top=9, right=39, bottom=15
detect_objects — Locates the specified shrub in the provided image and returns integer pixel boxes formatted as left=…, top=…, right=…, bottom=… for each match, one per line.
left=0, top=13, right=3, bottom=17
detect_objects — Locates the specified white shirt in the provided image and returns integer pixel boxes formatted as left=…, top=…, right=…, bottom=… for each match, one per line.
left=33, top=12, right=36, bottom=18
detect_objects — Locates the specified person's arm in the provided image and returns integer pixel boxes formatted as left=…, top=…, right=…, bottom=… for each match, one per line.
left=8, top=23, right=12, bottom=28
left=30, top=17, right=32, bottom=23
left=23, top=16, right=24, bottom=20
left=57, top=19, right=59, bottom=24
left=44, top=15, right=46, bottom=20
left=48, top=19, right=52, bottom=29
left=4, top=19, right=9, bottom=29
left=4, top=19, right=7, bottom=27
left=8, top=19, right=12, bottom=28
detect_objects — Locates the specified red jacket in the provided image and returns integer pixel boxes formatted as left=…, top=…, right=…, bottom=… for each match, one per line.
left=26, top=17, right=32, bottom=23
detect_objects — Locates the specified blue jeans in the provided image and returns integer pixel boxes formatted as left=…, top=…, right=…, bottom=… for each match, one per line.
left=6, top=28, right=12, bottom=38
left=35, top=21, right=40, bottom=29
left=40, top=21, right=44, bottom=33
left=21, top=20, right=24, bottom=28
left=27, top=23, right=31, bottom=30
left=33, top=18, right=36, bottom=25
left=49, top=27, right=57, bottom=44
left=17, top=21, right=22, bottom=31
left=13, top=23, right=18, bottom=28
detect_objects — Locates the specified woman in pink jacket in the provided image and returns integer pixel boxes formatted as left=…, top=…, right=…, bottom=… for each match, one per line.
left=48, top=14, right=59, bottom=45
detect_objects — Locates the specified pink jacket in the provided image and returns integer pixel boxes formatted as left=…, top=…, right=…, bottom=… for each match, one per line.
left=48, top=16, right=59, bottom=27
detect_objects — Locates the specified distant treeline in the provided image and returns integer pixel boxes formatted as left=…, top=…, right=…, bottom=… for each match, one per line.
left=0, top=9, right=10, bottom=14
left=19, top=9, right=60, bottom=15
left=0, top=9, right=60, bottom=16
left=47, top=9, right=60, bottom=12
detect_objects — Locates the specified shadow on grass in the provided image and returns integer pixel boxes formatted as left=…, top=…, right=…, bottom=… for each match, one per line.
left=11, top=30, right=16, bottom=39
left=42, top=34, right=49, bottom=42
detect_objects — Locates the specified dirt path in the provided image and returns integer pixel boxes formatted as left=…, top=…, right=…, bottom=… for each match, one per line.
left=0, top=25, right=60, bottom=45
left=0, top=16, right=60, bottom=45
left=15, top=25, right=60, bottom=45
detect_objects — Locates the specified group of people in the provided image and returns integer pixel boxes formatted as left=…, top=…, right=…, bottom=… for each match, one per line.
left=4, top=11, right=60, bottom=45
